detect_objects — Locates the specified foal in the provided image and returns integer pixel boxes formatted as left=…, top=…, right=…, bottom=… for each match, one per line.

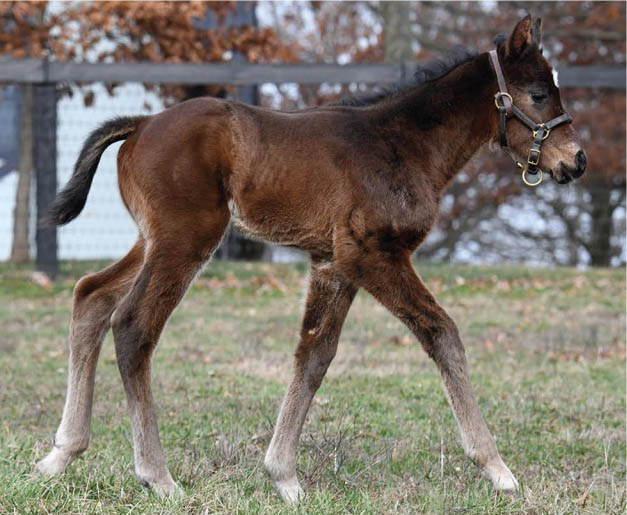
left=36, top=16, right=586, bottom=502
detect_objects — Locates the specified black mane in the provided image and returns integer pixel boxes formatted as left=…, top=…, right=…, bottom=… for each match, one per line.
left=332, top=45, right=479, bottom=107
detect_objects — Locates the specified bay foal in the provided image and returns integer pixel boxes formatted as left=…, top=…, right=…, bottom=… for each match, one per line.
left=36, top=17, right=586, bottom=502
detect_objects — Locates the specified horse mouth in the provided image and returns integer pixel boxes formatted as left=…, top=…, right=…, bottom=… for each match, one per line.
left=555, top=171, right=572, bottom=184
left=549, top=163, right=574, bottom=184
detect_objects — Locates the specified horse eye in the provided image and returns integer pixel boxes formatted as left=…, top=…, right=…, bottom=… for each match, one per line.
left=532, top=93, right=548, bottom=103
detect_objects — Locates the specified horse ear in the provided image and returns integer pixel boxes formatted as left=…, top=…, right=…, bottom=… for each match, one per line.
left=531, top=17, right=543, bottom=47
left=506, top=15, right=532, bottom=58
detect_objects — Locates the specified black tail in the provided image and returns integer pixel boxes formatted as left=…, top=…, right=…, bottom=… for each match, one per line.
left=48, top=115, right=148, bottom=226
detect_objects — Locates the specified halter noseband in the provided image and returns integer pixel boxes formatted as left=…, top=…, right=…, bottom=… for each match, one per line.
left=489, top=49, right=572, bottom=186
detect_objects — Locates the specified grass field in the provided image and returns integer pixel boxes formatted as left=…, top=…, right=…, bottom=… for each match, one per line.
left=0, top=260, right=624, bottom=514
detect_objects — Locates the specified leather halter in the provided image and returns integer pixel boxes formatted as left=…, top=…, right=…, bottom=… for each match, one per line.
left=489, top=49, right=572, bottom=186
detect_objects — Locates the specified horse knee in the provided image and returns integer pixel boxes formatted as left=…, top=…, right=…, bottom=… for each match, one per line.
left=310, top=357, right=334, bottom=390
left=418, top=318, right=465, bottom=367
left=296, top=342, right=336, bottom=391
left=435, top=328, right=466, bottom=367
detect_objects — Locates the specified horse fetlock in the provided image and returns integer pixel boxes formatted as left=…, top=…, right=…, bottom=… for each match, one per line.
left=462, top=435, right=495, bottom=463
left=57, top=430, right=90, bottom=452
left=264, top=452, right=304, bottom=504
left=263, top=449, right=292, bottom=482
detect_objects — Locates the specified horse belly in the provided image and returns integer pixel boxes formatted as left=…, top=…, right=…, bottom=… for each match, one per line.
left=228, top=192, right=335, bottom=255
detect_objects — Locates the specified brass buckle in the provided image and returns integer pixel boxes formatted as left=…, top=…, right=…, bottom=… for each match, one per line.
left=527, top=148, right=541, bottom=166
left=494, top=92, right=513, bottom=110
left=522, top=168, right=543, bottom=186
left=532, top=124, right=551, bottom=140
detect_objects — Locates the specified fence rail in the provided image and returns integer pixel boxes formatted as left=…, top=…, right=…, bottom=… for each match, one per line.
left=1, top=58, right=625, bottom=278
left=1, top=59, right=625, bottom=88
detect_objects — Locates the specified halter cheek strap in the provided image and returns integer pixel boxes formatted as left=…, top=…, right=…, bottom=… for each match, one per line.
left=488, top=49, right=573, bottom=186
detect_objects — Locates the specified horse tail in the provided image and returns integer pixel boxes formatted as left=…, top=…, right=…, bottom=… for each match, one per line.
left=48, top=116, right=148, bottom=226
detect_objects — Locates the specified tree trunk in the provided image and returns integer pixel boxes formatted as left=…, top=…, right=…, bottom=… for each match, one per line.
left=10, top=84, right=34, bottom=263
left=381, top=1, right=414, bottom=63
left=587, top=180, right=613, bottom=267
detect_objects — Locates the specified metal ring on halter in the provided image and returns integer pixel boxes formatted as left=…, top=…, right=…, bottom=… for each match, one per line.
left=522, top=168, right=543, bottom=187
left=494, top=92, right=513, bottom=109
left=532, top=124, right=551, bottom=140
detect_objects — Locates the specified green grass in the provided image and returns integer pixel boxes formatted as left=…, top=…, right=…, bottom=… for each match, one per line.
left=0, top=261, right=624, bottom=514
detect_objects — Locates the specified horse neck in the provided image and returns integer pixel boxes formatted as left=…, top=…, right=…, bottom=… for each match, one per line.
left=381, top=53, right=498, bottom=193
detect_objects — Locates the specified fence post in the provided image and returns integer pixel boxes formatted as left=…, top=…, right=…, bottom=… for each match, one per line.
left=33, top=82, right=58, bottom=280
left=233, top=1, right=259, bottom=105
left=209, top=1, right=269, bottom=261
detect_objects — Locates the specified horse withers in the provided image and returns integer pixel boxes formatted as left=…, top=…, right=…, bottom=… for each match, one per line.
left=35, top=16, right=586, bottom=503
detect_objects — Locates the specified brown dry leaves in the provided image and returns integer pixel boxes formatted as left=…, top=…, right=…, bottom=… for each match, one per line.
left=195, top=269, right=288, bottom=295
left=0, top=2, right=296, bottom=64
left=0, top=1, right=301, bottom=106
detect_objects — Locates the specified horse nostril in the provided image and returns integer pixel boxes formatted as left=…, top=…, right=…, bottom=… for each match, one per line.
left=575, top=149, right=587, bottom=172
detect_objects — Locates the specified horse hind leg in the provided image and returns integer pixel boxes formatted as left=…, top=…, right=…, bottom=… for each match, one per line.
left=35, top=238, right=145, bottom=476
left=110, top=208, right=229, bottom=496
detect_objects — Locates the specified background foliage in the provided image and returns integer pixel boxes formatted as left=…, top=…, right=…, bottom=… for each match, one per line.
left=0, top=1, right=624, bottom=266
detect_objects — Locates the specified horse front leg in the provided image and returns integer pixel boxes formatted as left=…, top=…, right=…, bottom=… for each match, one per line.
left=265, top=260, right=357, bottom=504
left=343, top=252, right=518, bottom=492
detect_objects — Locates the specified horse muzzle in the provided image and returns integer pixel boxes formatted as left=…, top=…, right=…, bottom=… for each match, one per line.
left=552, top=149, right=587, bottom=184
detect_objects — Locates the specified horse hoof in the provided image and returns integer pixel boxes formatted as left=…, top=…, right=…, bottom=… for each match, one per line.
left=136, top=471, right=182, bottom=498
left=274, top=478, right=304, bottom=505
left=154, top=481, right=183, bottom=499
left=34, top=448, right=73, bottom=477
left=486, top=460, right=519, bottom=493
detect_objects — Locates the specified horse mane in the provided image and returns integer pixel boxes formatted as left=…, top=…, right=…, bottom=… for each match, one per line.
left=332, top=45, right=479, bottom=107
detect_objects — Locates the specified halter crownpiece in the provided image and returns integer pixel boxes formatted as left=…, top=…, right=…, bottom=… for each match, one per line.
left=488, top=49, right=573, bottom=187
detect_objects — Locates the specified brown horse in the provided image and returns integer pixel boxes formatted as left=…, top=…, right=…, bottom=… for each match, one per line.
left=36, top=16, right=586, bottom=503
